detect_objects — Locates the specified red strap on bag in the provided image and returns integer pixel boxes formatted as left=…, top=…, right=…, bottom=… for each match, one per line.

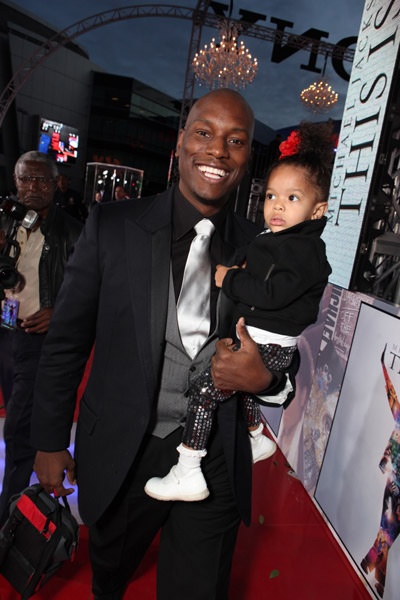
left=16, top=495, right=56, bottom=540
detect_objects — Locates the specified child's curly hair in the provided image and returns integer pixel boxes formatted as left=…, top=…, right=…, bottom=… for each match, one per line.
left=269, top=121, right=337, bottom=203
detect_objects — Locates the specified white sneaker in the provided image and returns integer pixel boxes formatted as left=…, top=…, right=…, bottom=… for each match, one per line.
left=144, top=466, right=210, bottom=502
left=251, top=434, right=277, bottom=464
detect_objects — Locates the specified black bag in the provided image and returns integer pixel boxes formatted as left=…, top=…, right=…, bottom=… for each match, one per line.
left=0, top=483, right=79, bottom=599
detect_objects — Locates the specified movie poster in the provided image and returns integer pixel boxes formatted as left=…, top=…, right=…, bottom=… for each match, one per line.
left=265, top=284, right=334, bottom=474
left=301, top=286, right=372, bottom=494
left=264, top=284, right=371, bottom=485
left=315, top=302, right=400, bottom=599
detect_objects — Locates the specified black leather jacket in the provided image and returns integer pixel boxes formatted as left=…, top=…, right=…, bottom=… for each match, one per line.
left=38, top=203, right=83, bottom=308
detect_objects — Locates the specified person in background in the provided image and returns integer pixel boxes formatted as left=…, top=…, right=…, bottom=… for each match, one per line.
left=31, top=89, right=296, bottom=600
left=114, top=185, right=130, bottom=201
left=0, top=152, right=82, bottom=525
left=90, top=190, right=104, bottom=211
left=145, top=121, right=333, bottom=502
left=54, top=174, right=87, bottom=222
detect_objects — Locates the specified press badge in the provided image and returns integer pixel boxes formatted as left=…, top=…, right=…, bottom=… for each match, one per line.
left=1, top=298, right=20, bottom=330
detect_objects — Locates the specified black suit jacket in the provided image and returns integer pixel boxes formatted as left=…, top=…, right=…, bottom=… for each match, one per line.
left=31, top=186, right=274, bottom=526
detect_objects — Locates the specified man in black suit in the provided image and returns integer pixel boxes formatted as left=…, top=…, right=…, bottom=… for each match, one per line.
left=31, top=89, right=294, bottom=600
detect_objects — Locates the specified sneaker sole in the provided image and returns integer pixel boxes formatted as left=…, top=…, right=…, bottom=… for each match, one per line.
left=144, top=486, right=210, bottom=502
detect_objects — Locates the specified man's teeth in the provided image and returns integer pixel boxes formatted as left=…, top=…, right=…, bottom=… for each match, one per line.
left=198, top=166, right=226, bottom=178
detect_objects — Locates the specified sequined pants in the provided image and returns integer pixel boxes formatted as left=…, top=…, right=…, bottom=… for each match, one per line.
left=182, top=343, right=296, bottom=450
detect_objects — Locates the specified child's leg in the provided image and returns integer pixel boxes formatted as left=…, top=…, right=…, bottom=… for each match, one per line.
left=144, top=440, right=209, bottom=502
left=144, top=368, right=219, bottom=502
left=242, top=395, right=277, bottom=463
left=242, top=342, right=296, bottom=463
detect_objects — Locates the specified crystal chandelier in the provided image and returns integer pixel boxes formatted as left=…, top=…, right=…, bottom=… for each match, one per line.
left=300, top=78, right=339, bottom=113
left=192, top=20, right=258, bottom=90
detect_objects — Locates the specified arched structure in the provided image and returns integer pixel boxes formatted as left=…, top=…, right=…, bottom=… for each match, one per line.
left=0, top=2, right=355, bottom=128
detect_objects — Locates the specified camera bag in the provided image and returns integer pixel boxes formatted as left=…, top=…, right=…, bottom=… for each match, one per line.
left=0, top=483, right=79, bottom=599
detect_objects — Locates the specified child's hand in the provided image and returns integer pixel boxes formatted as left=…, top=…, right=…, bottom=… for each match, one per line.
left=215, top=264, right=239, bottom=288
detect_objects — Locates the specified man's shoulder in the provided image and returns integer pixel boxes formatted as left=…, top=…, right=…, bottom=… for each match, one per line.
left=52, top=205, right=83, bottom=236
left=225, top=212, right=262, bottom=246
left=96, top=188, right=172, bottom=225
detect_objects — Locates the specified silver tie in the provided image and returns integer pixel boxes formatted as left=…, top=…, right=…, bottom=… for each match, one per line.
left=177, top=218, right=216, bottom=358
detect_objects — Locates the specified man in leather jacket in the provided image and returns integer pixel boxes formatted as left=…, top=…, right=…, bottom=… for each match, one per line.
left=0, top=151, right=82, bottom=525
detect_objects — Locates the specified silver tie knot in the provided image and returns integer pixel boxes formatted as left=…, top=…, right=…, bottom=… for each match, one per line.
left=194, top=218, right=215, bottom=237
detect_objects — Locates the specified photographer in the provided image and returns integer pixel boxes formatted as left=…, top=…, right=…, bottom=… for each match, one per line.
left=0, top=151, right=82, bottom=525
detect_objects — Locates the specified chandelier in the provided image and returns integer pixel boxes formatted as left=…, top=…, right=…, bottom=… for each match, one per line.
left=192, top=20, right=258, bottom=90
left=300, top=78, right=339, bottom=113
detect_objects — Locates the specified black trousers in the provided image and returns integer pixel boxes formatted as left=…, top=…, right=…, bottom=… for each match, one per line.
left=0, top=327, right=14, bottom=407
left=0, top=330, right=45, bottom=525
left=89, top=426, right=241, bottom=600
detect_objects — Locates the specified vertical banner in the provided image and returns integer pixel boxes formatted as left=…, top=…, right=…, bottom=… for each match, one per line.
left=323, top=0, right=400, bottom=288
left=315, top=303, right=400, bottom=599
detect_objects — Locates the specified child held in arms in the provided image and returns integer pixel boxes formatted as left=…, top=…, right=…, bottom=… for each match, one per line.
left=145, top=121, right=334, bottom=502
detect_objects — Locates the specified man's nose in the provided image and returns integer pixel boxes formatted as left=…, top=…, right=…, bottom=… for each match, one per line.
left=27, top=178, right=41, bottom=189
left=207, top=136, right=229, bottom=157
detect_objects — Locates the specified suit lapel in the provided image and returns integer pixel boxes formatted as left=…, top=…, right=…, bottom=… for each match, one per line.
left=125, top=189, right=173, bottom=384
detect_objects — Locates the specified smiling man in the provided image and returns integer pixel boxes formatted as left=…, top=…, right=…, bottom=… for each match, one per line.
left=31, top=90, right=295, bottom=600
left=0, top=151, right=82, bottom=525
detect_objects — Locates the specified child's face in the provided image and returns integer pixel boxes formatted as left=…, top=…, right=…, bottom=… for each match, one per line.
left=264, top=164, right=327, bottom=233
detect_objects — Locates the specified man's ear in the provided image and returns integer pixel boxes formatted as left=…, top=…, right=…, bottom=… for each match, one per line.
left=175, top=128, right=185, bottom=157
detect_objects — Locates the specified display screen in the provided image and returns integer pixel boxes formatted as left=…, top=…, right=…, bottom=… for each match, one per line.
left=37, top=118, right=79, bottom=164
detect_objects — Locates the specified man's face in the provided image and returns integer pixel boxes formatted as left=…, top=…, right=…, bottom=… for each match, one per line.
left=114, top=186, right=126, bottom=200
left=176, top=91, right=254, bottom=215
left=14, top=160, right=56, bottom=219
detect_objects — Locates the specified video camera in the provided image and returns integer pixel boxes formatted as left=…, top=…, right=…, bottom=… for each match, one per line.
left=0, top=196, right=39, bottom=230
left=0, top=196, right=39, bottom=300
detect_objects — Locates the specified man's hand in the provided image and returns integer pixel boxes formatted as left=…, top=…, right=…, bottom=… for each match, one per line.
left=33, top=450, right=76, bottom=497
left=21, top=307, right=53, bottom=334
left=211, top=317, right=273, bottom=393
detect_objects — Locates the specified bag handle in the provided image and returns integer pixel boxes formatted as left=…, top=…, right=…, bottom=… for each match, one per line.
left=54, top=490, right=72, bottom=513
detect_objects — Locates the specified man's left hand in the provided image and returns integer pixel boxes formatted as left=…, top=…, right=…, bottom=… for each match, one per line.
left=21, top=307, right=54, bottom=334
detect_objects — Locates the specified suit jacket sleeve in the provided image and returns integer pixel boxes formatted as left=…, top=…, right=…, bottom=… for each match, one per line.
left=31, top=206, right=102, bottom=451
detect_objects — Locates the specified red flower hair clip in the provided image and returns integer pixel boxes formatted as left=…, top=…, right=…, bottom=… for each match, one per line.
left=279, top=130, right=300, bottom=159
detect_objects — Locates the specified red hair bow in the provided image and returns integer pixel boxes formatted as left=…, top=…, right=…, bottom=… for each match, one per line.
left=279, top=130, right=300, bottom=159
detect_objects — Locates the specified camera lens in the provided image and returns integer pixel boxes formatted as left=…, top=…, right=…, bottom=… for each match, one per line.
left=0, top=257, right=19, bottom=289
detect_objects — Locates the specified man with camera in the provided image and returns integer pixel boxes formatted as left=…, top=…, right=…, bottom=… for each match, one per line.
left=0, top=151, right=82, bottom=525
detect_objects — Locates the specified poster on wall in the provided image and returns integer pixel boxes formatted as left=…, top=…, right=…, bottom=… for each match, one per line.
left=262, top=284, right=334, bottom=468
left=265, top=284, right=371, bottom=485
left=315, top=302, right=400, bottom=600
left=301, top=286, right=372, bottom=494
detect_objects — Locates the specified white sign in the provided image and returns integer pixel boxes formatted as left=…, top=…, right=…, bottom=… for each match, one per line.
left=323, top=0, right=400, bottom=289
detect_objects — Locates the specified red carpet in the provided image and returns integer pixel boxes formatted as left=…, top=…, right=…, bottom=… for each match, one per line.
left=0, top=353, right=369, bottom=598
left=0, top=444, right=370, bottom=599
